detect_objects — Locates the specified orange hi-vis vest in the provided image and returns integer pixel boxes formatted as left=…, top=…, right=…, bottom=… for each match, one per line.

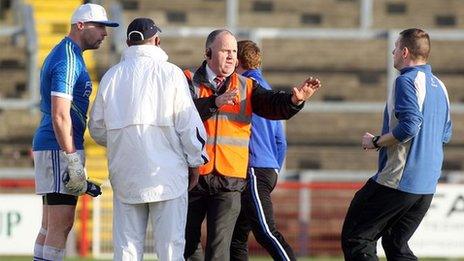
left=185, top=70, right=253, bottom=179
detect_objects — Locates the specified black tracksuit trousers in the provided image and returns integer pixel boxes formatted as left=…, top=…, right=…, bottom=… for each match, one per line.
left=230, top=167, right=296, bottom=261
left=341, top=178, right=433, bottom=261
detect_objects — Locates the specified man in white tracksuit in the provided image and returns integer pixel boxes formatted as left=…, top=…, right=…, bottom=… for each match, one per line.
left=89, top=18, right=208, bottom=261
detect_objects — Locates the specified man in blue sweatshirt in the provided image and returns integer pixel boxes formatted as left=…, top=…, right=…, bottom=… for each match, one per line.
left=230, top=40, right=296, bottom=261
left=341, top=28, right=452, bottom=261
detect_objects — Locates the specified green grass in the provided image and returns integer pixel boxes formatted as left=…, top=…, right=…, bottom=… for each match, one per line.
left=5, top=256, right=464, bottom=261
left=1, top=257, right=335, bottom=261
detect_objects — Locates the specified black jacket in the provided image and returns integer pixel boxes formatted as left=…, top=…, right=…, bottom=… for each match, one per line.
left=188, top=61, right=304, bottom=121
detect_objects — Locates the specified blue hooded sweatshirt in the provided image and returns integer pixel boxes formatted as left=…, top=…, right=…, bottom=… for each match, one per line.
left=242, top=69, right=287, bottom=170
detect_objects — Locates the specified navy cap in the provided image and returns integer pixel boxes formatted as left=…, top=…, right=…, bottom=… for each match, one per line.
left=127, top=18, right=162, bottom=41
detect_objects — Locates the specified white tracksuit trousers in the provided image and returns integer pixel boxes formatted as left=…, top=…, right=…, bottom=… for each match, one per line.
left=113, top=192, right=188, bottom=261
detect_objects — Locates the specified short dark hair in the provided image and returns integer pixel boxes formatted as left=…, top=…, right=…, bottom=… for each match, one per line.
left=205, top=29, right=233, bottom=49
left=237, top=40, right=261, bottom=70
left=127, top=36, right=154, bottom=46
left=399, top=28, right=430, bottom=61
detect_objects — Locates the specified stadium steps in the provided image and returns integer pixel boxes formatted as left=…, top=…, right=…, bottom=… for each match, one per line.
left=0, top=109, right=38, bottom=168
left=0, top=110, right=40, bottom=140
left=0, top=69, right=28, bottom=98
left=0, top=45, right=27, bottom=67
left=266, top=71, right=388, bottom=102
left=0, top=42, right=27, bottom=99
left=373, top=0, right=464, bottom=29
left=239, top=0, right=359, bottom=28
left=0, top=9, right=36, bottom=165
left=121, top=0, right=226, bottom=27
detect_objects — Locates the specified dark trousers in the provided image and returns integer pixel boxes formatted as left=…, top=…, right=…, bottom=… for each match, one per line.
left=230, top=168, right=296, bottom=261
left=341, top=178, right=433, bottom=261
left=184, top=175, right=242, bottom=261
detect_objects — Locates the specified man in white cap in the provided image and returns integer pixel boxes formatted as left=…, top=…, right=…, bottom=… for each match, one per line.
left=89, top=18, right=207, bottom=261
left=31, top=3, right=118, bottom=261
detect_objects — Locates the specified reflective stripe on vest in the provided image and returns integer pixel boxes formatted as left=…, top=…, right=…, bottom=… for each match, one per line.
left=184, top=70, right=253, bottom=178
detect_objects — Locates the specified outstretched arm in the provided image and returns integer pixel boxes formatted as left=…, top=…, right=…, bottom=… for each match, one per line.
left=251, top=77, right=322, bottom=120
left=291, top=77, right=322, bottom=106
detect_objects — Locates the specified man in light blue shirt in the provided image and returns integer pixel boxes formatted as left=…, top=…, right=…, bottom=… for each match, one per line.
left=342, top=28, right=452, bottom=261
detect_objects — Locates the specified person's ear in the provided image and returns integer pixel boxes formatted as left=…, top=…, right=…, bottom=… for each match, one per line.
left=402, top=47, right=409, bottom=59
left=76, top=21, right=85, bottom=30
left=155, top=36, right=161, bottom=46
left=205, top=48, right=212, bottom=59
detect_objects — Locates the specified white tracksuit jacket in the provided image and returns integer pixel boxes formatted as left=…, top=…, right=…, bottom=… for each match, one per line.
left=89, top=44, right=208, bottom=204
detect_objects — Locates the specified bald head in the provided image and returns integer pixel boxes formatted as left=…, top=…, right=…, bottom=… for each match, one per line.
left=205, top=29, right=238, bottom=77
left=205, top=29, right=234, bottom=50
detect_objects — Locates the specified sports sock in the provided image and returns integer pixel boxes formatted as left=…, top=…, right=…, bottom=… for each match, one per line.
left=33, top=243, right=44, bottom=260
left=33, top=228, right=47, bottom=260
left=43, top=245, right=65, bottom=261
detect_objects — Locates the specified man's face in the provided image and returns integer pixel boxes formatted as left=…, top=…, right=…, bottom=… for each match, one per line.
left=392, top=37, right=404, bottom=70
left=207, top=32, right=237, bottom=77
left=81, top=22, right=108, bottom=50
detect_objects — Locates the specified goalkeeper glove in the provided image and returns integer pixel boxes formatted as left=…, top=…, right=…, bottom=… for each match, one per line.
left=63, top=171, right=102, bottom=197
left=63, top=152, right=87, bottom=193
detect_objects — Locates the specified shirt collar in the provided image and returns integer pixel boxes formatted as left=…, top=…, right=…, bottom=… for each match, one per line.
left=400, top=64, right=431, bottom=75
left=205, top=64, right=219, bottom=87
left=121, top=45, right=168, bottom=62
left=64, top=36, right=83, bottom=54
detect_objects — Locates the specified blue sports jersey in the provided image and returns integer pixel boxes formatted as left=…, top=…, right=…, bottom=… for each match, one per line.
left=33, top=37, right=92, bottom=151
left=242, top=69, right=287, bottom=170
left=373, top=64, right=452, bottom=194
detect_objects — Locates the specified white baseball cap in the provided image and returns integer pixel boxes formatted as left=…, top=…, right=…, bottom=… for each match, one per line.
left=71, top=3, right=119, bottom=27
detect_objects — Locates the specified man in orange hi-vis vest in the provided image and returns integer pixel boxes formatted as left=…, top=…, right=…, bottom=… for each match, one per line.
left=183, top=29, right=322, bottom=261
